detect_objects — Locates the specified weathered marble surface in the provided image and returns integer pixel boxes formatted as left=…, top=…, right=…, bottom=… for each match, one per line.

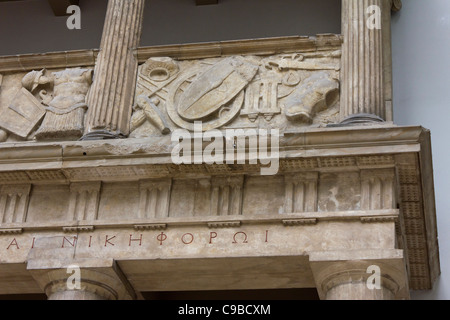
left=0, top=3, right=437, bottom=299
left=0, top=68, right=93, bottom=142
left=131, top=51, right=341, bottom=138
left=0, top=47, right=341, bottom=143
left=0, top=124, right=439, bottom=298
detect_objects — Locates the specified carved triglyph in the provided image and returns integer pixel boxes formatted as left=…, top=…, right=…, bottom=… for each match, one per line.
left=131, top=50, right=340, bottom=137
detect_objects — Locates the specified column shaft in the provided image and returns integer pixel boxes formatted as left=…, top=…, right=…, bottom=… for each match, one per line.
left=83, top=0, right=145, bottom=139
left=340, top=0, right=385, bottom=122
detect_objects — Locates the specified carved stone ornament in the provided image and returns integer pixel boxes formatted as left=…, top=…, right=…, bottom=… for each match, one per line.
left=34, top=68, right=93, bottom=140
left=0, top=70, right=48, bottom=140
left=0, top=50, right=340, bottom=142
left=0, top=87, right=46, bottom=139
left=0, top=67, right=93, bottom=142
left=130, top=51, right=341, bottom=137
left=284, top=71, right=339, bottom=123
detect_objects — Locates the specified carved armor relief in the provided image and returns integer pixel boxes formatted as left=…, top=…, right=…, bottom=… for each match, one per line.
left=0, top=67, right=93, bottom=143
left=130, top=50, right=341, bottom=137
left=0, top=50, right=340, bottom=142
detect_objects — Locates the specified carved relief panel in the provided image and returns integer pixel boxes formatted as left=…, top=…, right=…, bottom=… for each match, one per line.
left=0, top=67, right=93, bottom=143
left=130, top=50, right=341, bottom=137
left=0, top=50, right=339, bottom=143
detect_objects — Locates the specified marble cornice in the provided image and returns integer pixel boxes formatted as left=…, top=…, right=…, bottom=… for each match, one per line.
left=0, top=125, right=428, bottom=176
left=0, top=35, right=343, bottom=73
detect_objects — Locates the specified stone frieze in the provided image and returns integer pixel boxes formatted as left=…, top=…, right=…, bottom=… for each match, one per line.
left=131, top=51, right=340, bottom=137
left=0, top=48, right=340, bottom=143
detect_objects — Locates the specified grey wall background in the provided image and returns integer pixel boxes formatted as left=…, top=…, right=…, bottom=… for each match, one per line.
left=392, top=0, right=450, bottom=300
left=0, top=0, right=447, bottom=300
left=0, top=0, right=107, bottom=55
left=140, top=0, right=341, bottom=46
left=0, top=0, right=340, bottom=56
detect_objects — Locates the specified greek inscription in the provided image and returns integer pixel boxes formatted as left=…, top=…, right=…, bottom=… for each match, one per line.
left=104, top=235, right=116, bottom=247
left=61, top=236, right=77, bottom=248
left=232, top=232, right=248, bottom=244
left=181, top=233, right=194, bottom=245
left=157, top=232, right=167, bottom=245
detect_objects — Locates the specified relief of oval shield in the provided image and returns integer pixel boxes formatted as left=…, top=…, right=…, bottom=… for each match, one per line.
left=177, top=56, right=258, bottom=121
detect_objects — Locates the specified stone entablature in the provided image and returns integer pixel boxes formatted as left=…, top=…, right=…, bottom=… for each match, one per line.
left=0, top=125, right=440, bottom=295
left=0, top=0, right=440, bottom=300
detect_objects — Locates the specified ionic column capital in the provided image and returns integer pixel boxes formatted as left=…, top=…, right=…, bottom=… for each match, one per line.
left=309, top=249, right=410, bottom=300
left=27, top=259, right=136, bottom=300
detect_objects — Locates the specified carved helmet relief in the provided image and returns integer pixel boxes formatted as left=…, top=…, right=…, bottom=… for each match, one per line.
left=131, top=51, right=341, bottom=137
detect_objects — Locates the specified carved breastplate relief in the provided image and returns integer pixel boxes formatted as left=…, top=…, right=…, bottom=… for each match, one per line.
left=0, top=67, right=93, bottom=142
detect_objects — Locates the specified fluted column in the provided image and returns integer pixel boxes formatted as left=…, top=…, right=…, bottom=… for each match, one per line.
left=82, top=0, right=145, bottom=140
left=340, top=0, right=387, bottom=123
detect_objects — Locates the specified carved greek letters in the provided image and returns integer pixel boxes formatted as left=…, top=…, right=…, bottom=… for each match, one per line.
left=104, top=235, right=116, bottom=247
left=157, top=232, right=167, bottom=245
left=209, top=231, right=218, bottom=244
left=129, top=234, right=143, bottom=246
left=181, top=233, right=194, bottom=244
left=3, top=229, right=271, bottom=251
left=6, top=238, right=20, bottom=250
left=232, top=231, right=248, bottom=244
left=61, top=236, right=77, bottom=248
